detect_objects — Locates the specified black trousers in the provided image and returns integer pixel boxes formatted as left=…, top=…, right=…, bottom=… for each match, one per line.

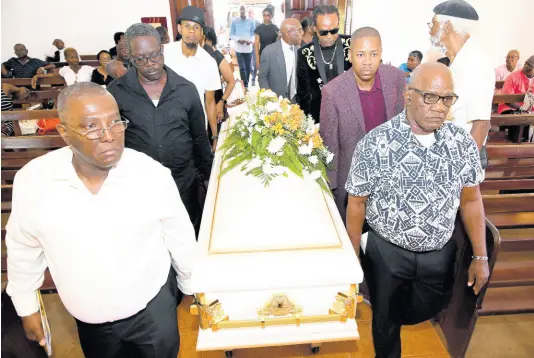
left=75, top=269, right=181, bottom=358
left=178, top=178, right=202, bottom=238
left=362, top=230, right=457, bottom=358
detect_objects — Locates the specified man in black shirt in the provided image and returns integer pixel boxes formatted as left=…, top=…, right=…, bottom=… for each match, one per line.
left=107, top=23, right=213, bottom=236
left=254, top=7, right=280, bottom=69
left=2, top=44, right=55, bottom=78
left=296, top=5, right=351, bottom=123
left=109, top=32, right=124, bottom=58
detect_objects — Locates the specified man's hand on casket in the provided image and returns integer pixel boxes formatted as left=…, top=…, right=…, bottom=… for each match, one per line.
left=468, top=259, right=489, bottom=295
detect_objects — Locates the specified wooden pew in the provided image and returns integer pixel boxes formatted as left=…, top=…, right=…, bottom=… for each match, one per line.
left=80, top=55, right=97, bottom=61
left=478, top=143, right=534, bottom=315
left=1, top=109, right=59, bottom=136
left=492, top=93, right=526, bottom=104
left=1, top=77, right=66, bottom=88
left=490, top=113, right=534, bottom=126
left=10, top=90, right=60, bottom=106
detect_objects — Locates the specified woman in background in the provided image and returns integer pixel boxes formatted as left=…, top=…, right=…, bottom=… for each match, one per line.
left=31, top=48, right=93, bottom=88
left=300, top=17, right=313, bottom=46
left=91, top=50, right=114, bottom=86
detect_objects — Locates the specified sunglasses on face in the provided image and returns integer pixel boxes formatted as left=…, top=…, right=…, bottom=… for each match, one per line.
left=318, top=28, right=339, bottom=36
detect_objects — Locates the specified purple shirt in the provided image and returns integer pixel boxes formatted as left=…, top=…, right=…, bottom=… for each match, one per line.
left=358, top=72, right=387, bottom=132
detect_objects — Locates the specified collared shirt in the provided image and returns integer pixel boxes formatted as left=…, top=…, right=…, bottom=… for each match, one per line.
left=498, top=70, right=534, bottom=113
left=281, top=39, right=296, bottom=86
left=164, top=41, right=221, bottom=129
left=495, top=63, right=523, bottom=81
left=346, top=110, right=483, bottom=252
left=2, top=57, right=49, bottom=78
left=107, top=67, right=213, bottom=192
left=6, top=147, right=198, bottom=323
left=230, top=17, right=256, bottom=53
left=59, top=65, right=94, bottom=86
left=358, top=72, right=387, bottom=132
left=449, top=39, right=494, bottom=134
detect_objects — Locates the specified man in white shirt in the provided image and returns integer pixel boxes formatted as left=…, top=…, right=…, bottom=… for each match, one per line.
left=428, top=0, right=494, bottom=152
left=165, top=6, right=221, bottom=150
left=44, top=39, right=65, bottom=62
left=258, top=18, right=302, bottom=102
left=6, top=82, right=197, bottom=358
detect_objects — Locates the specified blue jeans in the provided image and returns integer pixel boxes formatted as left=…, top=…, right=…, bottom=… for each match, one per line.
left=236, top=52, right=252, bottom=88
left=250, top=49, right=257, bottom=84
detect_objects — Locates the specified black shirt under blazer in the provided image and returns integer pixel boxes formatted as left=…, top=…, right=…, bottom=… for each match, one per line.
left=296, top=35, right=352, bottom=123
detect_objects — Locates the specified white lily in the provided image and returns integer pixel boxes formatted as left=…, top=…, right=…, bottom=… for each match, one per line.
left=267, top=136, right=286, bottom=154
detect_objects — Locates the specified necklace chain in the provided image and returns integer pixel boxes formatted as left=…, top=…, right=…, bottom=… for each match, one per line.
left=319, top=41, right=338, bottom=65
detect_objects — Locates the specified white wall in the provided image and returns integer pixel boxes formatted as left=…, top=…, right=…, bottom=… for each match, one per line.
left=1, top=0, right=172, bottom=62
left=351, top=0, right=533, bottom=69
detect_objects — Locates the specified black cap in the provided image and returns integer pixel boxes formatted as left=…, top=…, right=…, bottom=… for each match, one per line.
left=179, top=6, right=205, bottom=27
left=433, top=0, right=479, bottom=21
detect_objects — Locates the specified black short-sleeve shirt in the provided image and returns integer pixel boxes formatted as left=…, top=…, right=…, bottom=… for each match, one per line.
left=2, top=57, right=49, bottom=78
left=254, top=23, right=280, bottom=55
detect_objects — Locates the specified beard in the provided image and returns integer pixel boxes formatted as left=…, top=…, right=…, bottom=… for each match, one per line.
left=184, top=41, right=198, bottom=49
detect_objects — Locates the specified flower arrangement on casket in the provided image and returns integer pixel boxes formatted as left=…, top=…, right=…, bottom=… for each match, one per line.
left=218, top=88, right=334, bottom=194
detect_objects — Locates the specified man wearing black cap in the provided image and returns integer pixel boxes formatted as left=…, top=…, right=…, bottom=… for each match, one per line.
left=428, top=0, right=494, bottom=157
left=165, top=6, right=222, bottom=151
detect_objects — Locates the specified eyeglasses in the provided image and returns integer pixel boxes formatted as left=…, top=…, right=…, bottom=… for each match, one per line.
left=130, top=50, right=163, bottom=66
left=318, top=28, right=339, bottom=36
left=65, top=119, right=129, bottom=140
left=410, top=88, right=458, bottom=106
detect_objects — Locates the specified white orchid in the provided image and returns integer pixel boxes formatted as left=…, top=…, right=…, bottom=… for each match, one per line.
left=267, top=136, right=286, bottom=154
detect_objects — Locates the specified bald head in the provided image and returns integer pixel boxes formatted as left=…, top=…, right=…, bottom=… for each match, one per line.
left=351, top=26, right=381, bottom=42
left=280, top=18, right=302, bottom=45
left=506, top=49, right=520, bottom=71
left=57, top=82, right=113, bottom=124
left=406, top=62, right=456, bottom=134
left=106, top=60, right=127, bottom=79
left=410, top=62, right=453, bottom=91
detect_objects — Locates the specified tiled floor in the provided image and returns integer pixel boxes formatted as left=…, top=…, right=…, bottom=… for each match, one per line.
left=38, top=293, right=533, bottom=358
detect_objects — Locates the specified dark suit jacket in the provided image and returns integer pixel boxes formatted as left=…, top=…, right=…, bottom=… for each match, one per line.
left=320, top=65, right=406, bottom=219
left=258, top=40, right=296, bottom=100
left=296, top=35, right=352, bottom=123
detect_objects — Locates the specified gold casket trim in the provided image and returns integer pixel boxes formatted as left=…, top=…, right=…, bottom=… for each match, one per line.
left=191, top=284, right=360, bottom=331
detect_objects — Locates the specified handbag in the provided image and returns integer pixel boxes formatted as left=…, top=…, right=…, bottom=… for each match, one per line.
left=36, top=118, right=60, bottom=135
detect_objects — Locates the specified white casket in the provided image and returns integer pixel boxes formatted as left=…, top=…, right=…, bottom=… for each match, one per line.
left=190, top=103, right=364, bottom=352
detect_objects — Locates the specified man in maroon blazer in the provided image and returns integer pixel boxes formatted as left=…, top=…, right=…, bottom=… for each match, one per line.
left=320, top=27, right=405, bottom=221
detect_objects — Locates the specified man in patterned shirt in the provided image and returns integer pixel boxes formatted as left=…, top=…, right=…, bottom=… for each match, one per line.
left=345, top=62, right=489, bottom=358
left=2, top=44, right=55, bottom=78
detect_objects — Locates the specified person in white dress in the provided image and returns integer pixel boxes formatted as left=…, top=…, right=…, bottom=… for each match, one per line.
left=31, top=48, right=93, bottom=88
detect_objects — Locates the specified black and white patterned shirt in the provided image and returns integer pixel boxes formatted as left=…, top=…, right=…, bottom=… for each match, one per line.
left=345, top=110, right=483, bottom=252
left=2, top=57, right=48, bottom=78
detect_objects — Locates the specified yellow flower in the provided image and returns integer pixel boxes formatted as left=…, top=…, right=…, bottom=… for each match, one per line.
left=272, top=122, right=285, bottom=135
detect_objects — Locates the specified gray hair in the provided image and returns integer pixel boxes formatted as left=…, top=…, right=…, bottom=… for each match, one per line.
left=57, top=82, right=112, bottom=123
left=124, top=23, right=161, bottom=52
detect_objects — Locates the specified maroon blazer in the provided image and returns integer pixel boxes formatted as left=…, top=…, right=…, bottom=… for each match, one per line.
left=320, top=65, right=405, bottom=218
